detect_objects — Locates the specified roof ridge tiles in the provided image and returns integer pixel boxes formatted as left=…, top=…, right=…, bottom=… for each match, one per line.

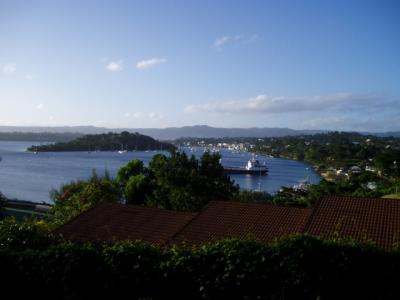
left=166, top=201, right=216, bottom=246
left=54, top=201, right=117, bottom=236
left=55, top=196, right=400, bottom=250
left=303, top=197, right=324, bottom=233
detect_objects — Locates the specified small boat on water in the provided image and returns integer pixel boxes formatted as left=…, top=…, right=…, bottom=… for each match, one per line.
left=224, top=158, right=268, bottom=175
left=292, top=180, right=311, bottom=191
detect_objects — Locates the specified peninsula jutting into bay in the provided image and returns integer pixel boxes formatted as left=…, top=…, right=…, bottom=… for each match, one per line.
left=27, top=131, right=175, bottom=152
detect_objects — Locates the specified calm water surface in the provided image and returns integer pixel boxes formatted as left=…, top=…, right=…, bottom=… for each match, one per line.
left=0, top=141, right=320, bottom=203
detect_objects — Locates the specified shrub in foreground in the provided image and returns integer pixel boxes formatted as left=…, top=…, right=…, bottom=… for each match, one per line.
left=1, top=235, right=400, bottom=299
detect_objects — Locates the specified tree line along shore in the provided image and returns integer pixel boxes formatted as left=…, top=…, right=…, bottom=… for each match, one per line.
left=26, top=131, right=175, bottom=152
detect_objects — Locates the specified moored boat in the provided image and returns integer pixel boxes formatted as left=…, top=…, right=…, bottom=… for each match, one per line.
left=224, top=158, right=268, bottom=175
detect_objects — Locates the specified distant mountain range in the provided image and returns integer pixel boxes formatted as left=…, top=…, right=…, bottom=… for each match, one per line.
left=0, top=125, right=399, bottom=140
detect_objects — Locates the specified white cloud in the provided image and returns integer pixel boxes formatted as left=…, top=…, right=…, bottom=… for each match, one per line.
left=212, top=36, right=230, bottom=49
left=148, top=112, right=164, bottom=120
left=136, top=58, right=167, bottom=70
left=124, top=112, right=144, bottom=118
left=36, top=103, right=44, bottom=110
left=184, top=93, right=393, bottom=114
left=3, top=63, right=16, bottom=74
left=25, top=74, right=33, bottom=80
left=211, top=34, right=258, bottom=50
left=48, top=116, right=54, bottom=121
left=106, top=60, right=123, bottom=72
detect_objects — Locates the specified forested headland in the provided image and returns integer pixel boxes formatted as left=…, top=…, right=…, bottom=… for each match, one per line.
left=27, top=131, right=175, bottom=152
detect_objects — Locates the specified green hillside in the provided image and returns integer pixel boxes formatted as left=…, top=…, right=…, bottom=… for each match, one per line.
left=27, top=131, right=175, bottom=152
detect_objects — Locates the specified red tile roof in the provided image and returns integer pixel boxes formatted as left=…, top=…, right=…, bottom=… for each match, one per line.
left=170, top=201, right=312, bottom=245
left=305, top=196, right=400, bottom=250
left=55, top=203, right=196, bottom=245
left=55, top=196, right=400, bottom=250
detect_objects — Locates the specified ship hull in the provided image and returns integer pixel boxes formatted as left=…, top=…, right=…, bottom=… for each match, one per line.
left=223, top=168, right=268, bottom=175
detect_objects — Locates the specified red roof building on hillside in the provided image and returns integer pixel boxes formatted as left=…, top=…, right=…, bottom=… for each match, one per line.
left=55, top=196, right=400, bottom=250
left=170, top=201, right=312, bottom=245
left=55, top=202, right=196, bottom=245
left=305, top=196, right=400, bottom=250
left=56, top=201, right=312, bottom=245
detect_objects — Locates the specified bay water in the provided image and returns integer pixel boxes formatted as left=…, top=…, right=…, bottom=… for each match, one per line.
left=0, top=141, right=320, bottom=203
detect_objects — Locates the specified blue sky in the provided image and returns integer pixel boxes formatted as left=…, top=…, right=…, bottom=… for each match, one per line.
left=1, top=0, right=399, bottom=131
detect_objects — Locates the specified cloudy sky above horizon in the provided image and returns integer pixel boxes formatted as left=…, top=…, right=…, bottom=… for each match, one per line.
left=1, top=0, right=399, bottom=131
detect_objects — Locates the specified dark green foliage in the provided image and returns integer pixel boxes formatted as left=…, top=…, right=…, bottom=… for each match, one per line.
left=102, top=241, right=165, bottom=298
left=272, top=175, right=400, bottom=207
left=0, top=191, right=6, bottom=213
left=124, top=174, right=152, bottom=205
left=374, top=150, right=400, bottom=177
left=274, top=187, right=311, bottom=207
left=50, top=171, right=121, bottom=225
left=232, top=190, right=274, bottom=203
left=1, top=242, right=105, bottom=300
left=116, top=159, right=146, bottom=186
left=147, top=151, right=238, bottom=211
left=0, top=217, right=54, bottom=251
left=251, top=131, right=400, bottom=179
left=1, top=235, right=400, bottom=299
left=116, top=160, right=153, bottom=204
left=120, top=151, right=239, bottom=211
left=28, top=131, right=175, bottom=152
left=175, top=239, right=283, bottom=299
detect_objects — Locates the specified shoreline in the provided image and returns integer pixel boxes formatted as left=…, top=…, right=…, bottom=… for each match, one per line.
left=252, top=150, right=325, bottom=180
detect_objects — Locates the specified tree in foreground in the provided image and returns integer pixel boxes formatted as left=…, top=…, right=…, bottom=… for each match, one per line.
left=0, top=191, right=7, bottom=214
left=49, top=151, right=238, bottom=226
left=117, top=151, right=239, bottom=211
left=50, top=170, right=121, bottom=225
